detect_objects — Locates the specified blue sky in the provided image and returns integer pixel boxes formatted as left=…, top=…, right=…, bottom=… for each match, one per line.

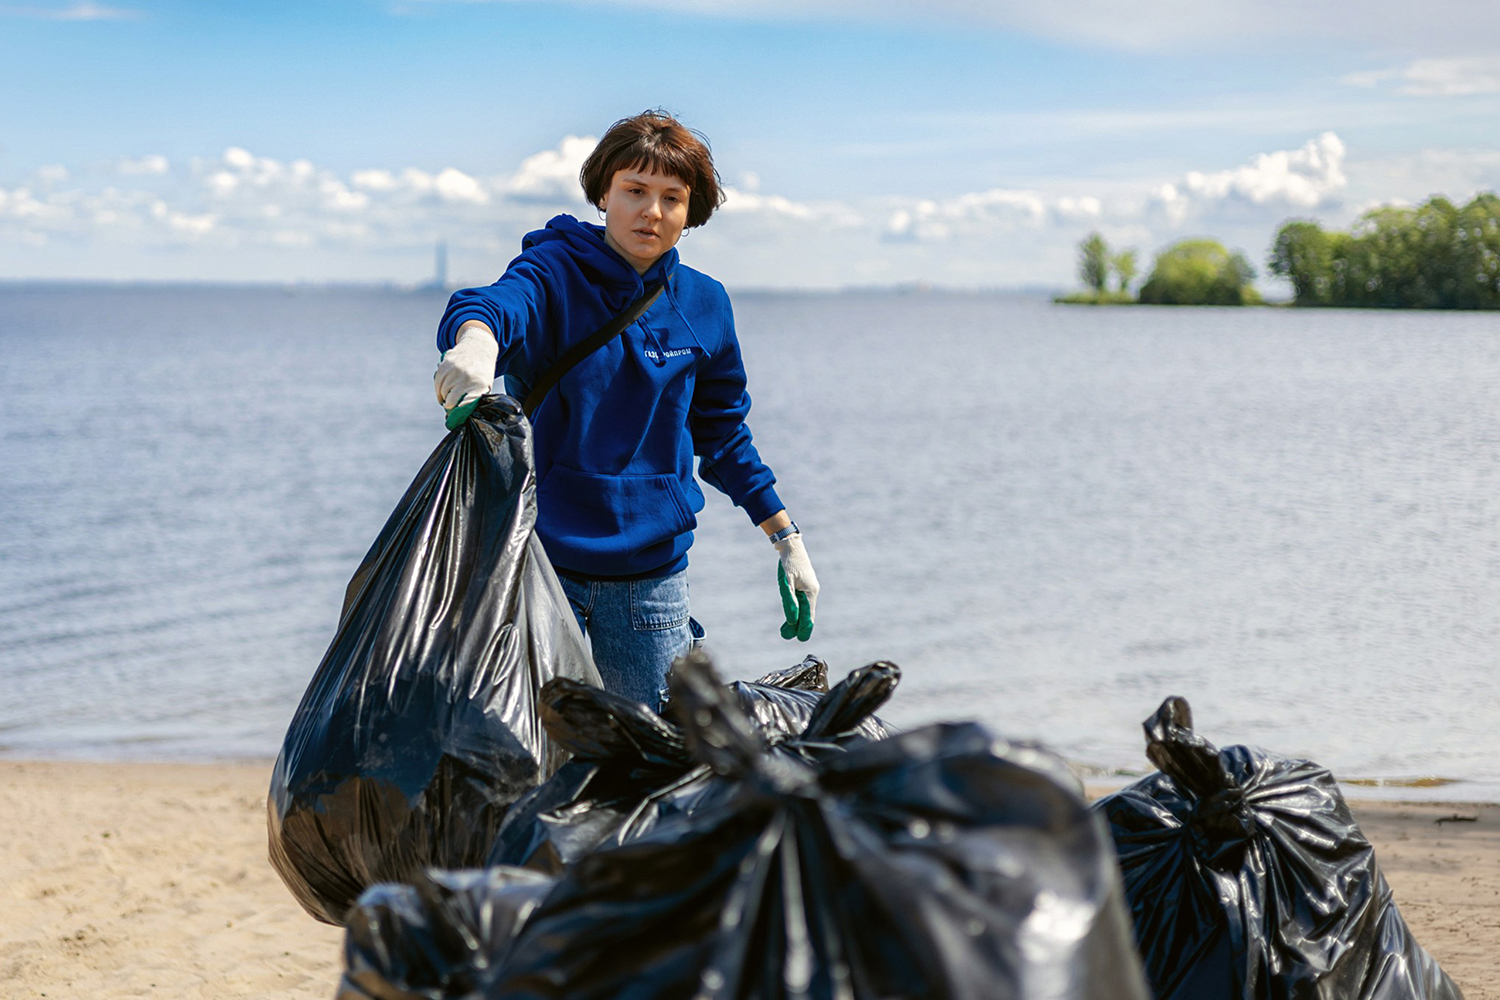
left=3, top=0, right=1499, bottom=287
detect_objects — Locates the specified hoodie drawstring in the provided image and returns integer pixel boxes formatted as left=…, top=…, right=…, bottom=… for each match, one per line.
left=664, top=279, right=710, bottom=360
left=640, top=318, right=669, bottom=367
left=638, top=276, right=708, bottom=367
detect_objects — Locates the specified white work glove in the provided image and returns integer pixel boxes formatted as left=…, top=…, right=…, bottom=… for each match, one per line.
left=434, top=323, right=499, bottom=414
left=773, top=533, right=819, bottom=641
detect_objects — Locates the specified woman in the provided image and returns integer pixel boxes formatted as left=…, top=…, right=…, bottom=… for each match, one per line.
left=431, top=110, right=818, bottom=709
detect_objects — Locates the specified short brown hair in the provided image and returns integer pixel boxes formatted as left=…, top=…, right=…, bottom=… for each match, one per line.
left=580, top=110, right=725, bottom=228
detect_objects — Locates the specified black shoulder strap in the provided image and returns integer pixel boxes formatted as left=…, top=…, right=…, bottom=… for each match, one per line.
left=522, top=282, right=665, bottom=419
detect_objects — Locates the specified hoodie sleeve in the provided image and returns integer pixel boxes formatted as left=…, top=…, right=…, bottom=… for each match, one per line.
left=434, top=252, right=553, bottom=369
left=690, top=300, right=785, bottom=525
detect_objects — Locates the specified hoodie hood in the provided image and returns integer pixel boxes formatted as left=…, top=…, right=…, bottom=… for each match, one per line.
left=523, top=214, right=679, bottom=291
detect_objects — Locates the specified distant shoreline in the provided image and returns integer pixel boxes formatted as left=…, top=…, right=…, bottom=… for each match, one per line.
left=0, top=278, right=1065, bottom=297
left=10, top=280, right=1496, bottom=308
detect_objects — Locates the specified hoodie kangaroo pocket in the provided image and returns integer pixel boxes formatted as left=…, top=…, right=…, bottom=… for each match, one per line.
left=536, top=464, right=697, bottom=558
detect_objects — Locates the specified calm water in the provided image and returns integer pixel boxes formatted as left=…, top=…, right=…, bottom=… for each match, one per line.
left=2, top=285, right=1498, bottom=800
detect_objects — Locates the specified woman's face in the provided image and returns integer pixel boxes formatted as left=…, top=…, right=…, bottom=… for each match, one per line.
left=598, top=167, right=690, bottom=274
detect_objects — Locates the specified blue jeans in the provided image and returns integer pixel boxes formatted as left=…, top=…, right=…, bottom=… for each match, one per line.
left=558, top=569, right=704, bottom=711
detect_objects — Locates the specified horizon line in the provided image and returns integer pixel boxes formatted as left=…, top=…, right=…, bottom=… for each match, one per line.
left=0, top=277, right=1071, bottom=295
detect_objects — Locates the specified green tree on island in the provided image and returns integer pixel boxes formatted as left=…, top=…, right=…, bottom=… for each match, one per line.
left=1138, top=239, right=1261, bottom=305
left=1112, top=248, right=1138, bottom=293
left=1078, top=231, right=1110, bottom=293
left=1268, top=193, right=1500, bottom=309
left=1058, top=233, right=1138, bottom=303
left=1266, top=221, right=1335, bottom=305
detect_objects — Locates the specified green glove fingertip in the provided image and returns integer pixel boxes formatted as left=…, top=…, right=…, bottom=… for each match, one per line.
left=796, top=591, right=813, bottom=641
left=776, top=563, right=814, bottom=641
left=778, top=563, right=798, bottom=623
left=445, top=397, right=480, bottom=431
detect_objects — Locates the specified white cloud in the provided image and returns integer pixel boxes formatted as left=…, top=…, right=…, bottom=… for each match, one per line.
left=1342, top=55, right=1500, bottom=96
left=193, top=147, right=378, bottom=221
left=0, top=188, right=45, bottom=221
left=1055, top=196, right=1102, bottom=220
left=351, top=169, right=398, bottom=192
left=0, top=138, right=659, bottom=256
left=1149, top=132, right=1346, bottom=225
left=1, top=2, right=142, bottom=19
left=720, top=185, right=860, bottom=230
left=117, top=154, right=169, bottom=176
left=434, top=167, right=488, bottom=204
left=395, top=168, right=435, bottom=195
left=876, top=186, right=1111, bottom=245
left=721, top=188, right=811, bottom=219
left=34, top=164, right=69, bottom=185
left=506, top=134, right=596, bottom=201
left=223, top=147, right=255, bottom=170
left=851, top=133, right=1350, bottom=285
left=167, top=211, right=215, bottom=236
left=0, top=133, right=864, bottom=280
left=883, top=188, right=1050, bottom=243
left=322, top=181, right=370, bottom=212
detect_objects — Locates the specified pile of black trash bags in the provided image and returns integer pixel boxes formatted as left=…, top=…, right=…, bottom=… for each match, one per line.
left=339, top=650, right=1155, bottom=1000
left=268, top=396, right=1464, bottom=999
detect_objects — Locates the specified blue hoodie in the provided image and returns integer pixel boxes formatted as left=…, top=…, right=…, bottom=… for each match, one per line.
left=436, top=215, right=783, bottom=578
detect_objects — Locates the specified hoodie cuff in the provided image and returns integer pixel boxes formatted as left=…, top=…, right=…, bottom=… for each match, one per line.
left=739, top=483, right=785, bottom=527
left=437, top=307, right=496, bottom=353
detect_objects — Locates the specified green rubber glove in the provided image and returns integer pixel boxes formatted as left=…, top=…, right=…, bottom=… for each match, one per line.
left=778, top=562, right=814, bottom=642
left=445, top=396, right=480, bottom=430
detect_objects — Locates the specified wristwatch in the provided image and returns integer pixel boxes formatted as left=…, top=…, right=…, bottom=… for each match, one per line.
left=767, top=521, right=800, bottom=544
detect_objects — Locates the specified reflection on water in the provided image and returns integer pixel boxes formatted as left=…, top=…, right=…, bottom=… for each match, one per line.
left=1, top=286, right=1498, bottom=800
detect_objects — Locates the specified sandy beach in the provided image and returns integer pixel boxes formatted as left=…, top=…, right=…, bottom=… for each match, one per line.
left=0, top=759, right=1494, bottom=999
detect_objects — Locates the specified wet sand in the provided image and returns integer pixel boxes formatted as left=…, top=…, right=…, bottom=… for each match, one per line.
left=0, top=760, right=1493, bottom=998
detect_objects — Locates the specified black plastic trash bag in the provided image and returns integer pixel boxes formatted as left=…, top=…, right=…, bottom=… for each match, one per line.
left=492, top=651, right=1150, bottom=1000
left=1095, top=696, right=1463, bottom=1000
left=338, top=867, right=553, bottom=1000
left=672, top=654, right=899, bottom=740
left=268, top=394, right=601, bottom=924
left=489, top=658, right=897, bottom=874
left=741, top=654, right=829, bottom=692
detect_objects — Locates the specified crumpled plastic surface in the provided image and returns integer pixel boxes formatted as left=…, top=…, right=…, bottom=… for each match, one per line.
left=1095, top=696, right=1464, bottom=1000
left=660, top=653, right=894, bottom=741
left=338, top=867, right=552, bottom=1000
left=268, top=394, right=601, bottom=924
left=490, top=650, right=1150, bottom=1000
left=489, top=656, right=896, bottom=873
